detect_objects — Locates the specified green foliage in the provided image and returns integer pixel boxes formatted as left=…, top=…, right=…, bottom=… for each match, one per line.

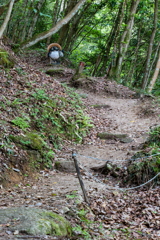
left=11, top=117, right=30, bottom=130
left=148, top=126, right=160, bottom=147
left=31, top=89, right=49, bottom=101
left=0, top=48, right=14, bottom=68
left=72, top=225, right=92, bottom=240
left=66, top=191, right=78, bottom=199
left=126, top=126, right=160, bottom=185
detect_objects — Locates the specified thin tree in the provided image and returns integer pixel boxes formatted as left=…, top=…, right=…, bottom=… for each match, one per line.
left=141, top=0, right=158, bottom=90
left=46, top=0, right=59, bottom=46
left=110, top=0, right=140, bottom=80
left=0, top=0, right=15, bottom=39
left=148, top=50, right=160, bottom=93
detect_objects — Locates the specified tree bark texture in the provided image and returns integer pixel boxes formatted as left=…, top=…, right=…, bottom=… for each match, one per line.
left=146, top=40, right=160, bottom=84
left=148, top=50, right=160, bottom=92
left=27, top=0, right=45, bottom=40
left=128, top=23, right=145, bottom=86
left=110, top=0, right=140, bottom=79
left=95, top=0, right=124, bottom=76
left=141, top=0, right=158, bottom=90
left=0, top=0, right=15, bottom=39
left=57, top=0, right=77, bottom=45
left=21, top=0, right=88, bottom=49
left=113, top=0, right=127, bottom=51
left=46, top=0, right=59, bottom=46
left=20, top=0, right=34, bottom=42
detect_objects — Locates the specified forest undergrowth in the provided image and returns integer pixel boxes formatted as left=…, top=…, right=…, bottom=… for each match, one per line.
left=0, top=47, right=160, bottom=240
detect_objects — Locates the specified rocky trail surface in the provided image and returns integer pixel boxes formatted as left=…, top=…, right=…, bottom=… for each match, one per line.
left=0, top=51, right=160, bottom=239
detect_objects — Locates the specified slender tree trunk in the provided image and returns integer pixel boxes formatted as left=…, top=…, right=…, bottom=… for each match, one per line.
left=110, top=0, right=140, bottom=80
left=109, top=0, right=127, bottom=77
left=148, top=50, right=160, bottom=92
left=27, top=0, right=45, bottom=40
left=95, top=0, right=125, bottom=76
left=20, top=0, right=34, bottom=42
left=0, top=0, right=15, bottom=39
left=145, top=40, right=160, bottom=88
left=113, top=0, right=127, bottom=51
left=21, top=0, right=88, bottom=49
left=46, top=0, right=59, bottom=46
left=141, top=0, right=158, bottom=90
left=129, top=23, right=145, bottom=86
left=57, top=0, right=77, bottom=46
left=64, top=2, right=91, bottom=52
left=13, top=0, right=29, bottom=42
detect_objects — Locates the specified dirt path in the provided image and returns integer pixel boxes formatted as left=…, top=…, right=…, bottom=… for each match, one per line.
left=1, top=87, right=159, bottom=202
left=1, top=54, right=160, bottom=238
left=1, top=85, right=160, bottom=239
left=75, top=89, right=159, bottom=171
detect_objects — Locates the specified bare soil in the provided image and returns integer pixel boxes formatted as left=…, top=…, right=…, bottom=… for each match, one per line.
left=1, top=52, right=160, bottom=239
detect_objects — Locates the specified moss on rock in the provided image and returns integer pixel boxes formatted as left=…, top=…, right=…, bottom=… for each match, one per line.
left=0, top=207, right=72, bottom=237
left=9, top=132, right=44, bottom=152
left=46, top=68, right=65, bottom=76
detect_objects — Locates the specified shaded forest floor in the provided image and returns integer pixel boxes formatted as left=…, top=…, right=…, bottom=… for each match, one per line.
left=0, top=49, right=160, bottom=239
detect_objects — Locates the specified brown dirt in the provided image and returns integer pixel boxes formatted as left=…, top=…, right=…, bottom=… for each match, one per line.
left=1, top=51, right=160, bottom=239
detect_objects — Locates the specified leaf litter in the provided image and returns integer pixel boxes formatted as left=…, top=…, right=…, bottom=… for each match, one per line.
left=0, top=46, right=160, bottom=239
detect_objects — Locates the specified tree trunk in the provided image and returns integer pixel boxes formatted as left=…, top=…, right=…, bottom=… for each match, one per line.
left=46, top=0, right=59, bottom=46
left=141, top=0, right=158, bottom=90
left=57, top=0, right=77, bottom=46
left=113, top=0, right=127, bottom=51
left=129, top=23, right=145, bottom=86
left=96, top=1, right=124, bottom=76
left=0, top=0, right=15, bottom=39
left=21, top=0, right=88, bottom=49
left=64, top=2, right=91, bottom=52
left=27, top=0, right=45, bottom=40
left=13, top=0, right=29, bottom=42
left=20, top=0, right=34, bottom=42
left=148, top=50, right=160, bottom=93
left=145, top=40, right=160, bottom=89
left=110, top=0, right=140, bottom=80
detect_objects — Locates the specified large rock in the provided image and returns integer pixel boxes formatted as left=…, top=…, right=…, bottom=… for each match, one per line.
left=97, top=132, right=133, bottom=143
left=55, top=160, right=76, bottom=173
left=0, top=207, right=71, bottom=236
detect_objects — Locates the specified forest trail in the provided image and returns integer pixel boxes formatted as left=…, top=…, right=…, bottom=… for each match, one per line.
left=1, top=72, right=159, bottom=201
left=75, top=89, right=158, bottom=169
left=1, top=55, right=160, bottom=239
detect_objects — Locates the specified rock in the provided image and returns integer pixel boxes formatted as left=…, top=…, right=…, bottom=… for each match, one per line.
left=61, top=207, right=70, bottom=214
left=46, top=68, right=65, bottom=76
left=97, top=132, right=133, bottom=143
left=120, top=137, right=133, bottom=143
left=71, top=72, right=98, bottom=89
left=55, top=160, right=76, bottom=173
left=35, top=202, right=42, bottom=207
left=92, top=104, right=111, bottom=109
left=0, top=207, right=71, bottom=237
